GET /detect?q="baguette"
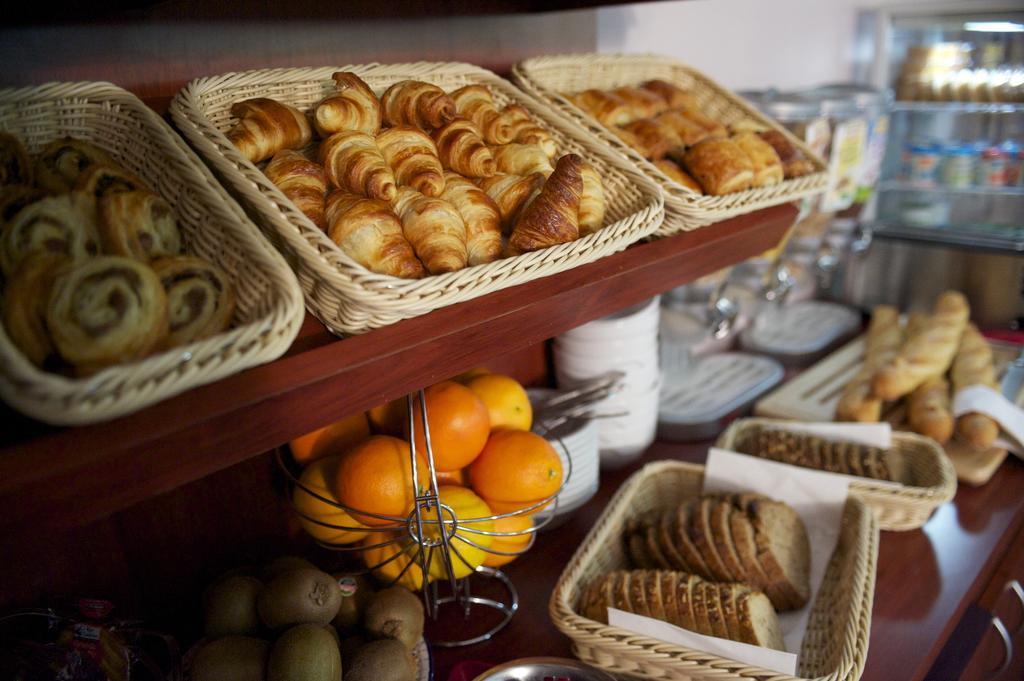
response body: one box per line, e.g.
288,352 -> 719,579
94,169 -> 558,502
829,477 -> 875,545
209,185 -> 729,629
835,305 -> 901,422
907,376 -> 954,444
950,323 -> 1001,449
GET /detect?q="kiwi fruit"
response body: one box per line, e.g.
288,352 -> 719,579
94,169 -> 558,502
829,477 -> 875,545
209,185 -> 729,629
267,623 -> 342,681
332,573 -> 375,630
362,586 -> 424,650
262,555 -> 319,581
259,567 -> 342,629
339,634 -> 366,668
344,639 -> 415,681
190,636 -> 269,681
203,574 -> 264,637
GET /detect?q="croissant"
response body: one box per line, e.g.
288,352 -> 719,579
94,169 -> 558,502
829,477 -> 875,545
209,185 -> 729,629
1,193 -> 99,276
152,255 -> 236,347
226,98 -> 313,164
264,150 -> 328,230
375,126 -> 445,197
431,118 -> 495,179
655,109 -> 712,147
641,79 -> 700,110
391,188 -> 467,274
610,86 -> 668,120
98,190 -> 183,261
476,173 -> 544,233
578,161 -> 605,237
319,131 -> 397,201
35,136 -> 116,194
440,173 -> 502,266
570,89 -> 632,127
0,132 -> 32,188
313,72 -> 382,137
508,154 -> 583,255
450,85 -> 514,145
324,191 -> 425,279
620,119 -> 682,161
492,143 -> 554,178
3,253 -> 69,368
381,80 -> 456,131
500,105 -> 557,158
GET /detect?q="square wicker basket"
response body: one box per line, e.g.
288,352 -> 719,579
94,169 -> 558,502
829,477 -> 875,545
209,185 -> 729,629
0,82 -> 305,425
717,418 -> 958,532
512,53 -> 829,236
549,460 -> 878,681
169,62 -> 666,337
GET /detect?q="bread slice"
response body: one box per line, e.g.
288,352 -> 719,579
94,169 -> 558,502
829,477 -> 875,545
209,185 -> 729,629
700,581 -> 729,639
578,576 -> 603,621
674,502 -> 713,578
710,496 -> 747,583
728,505 -> 788,610
736,589 -> 787,651
661,571 -> 681,627
844,442 -> 865,477
628,568 -> 652,616
690,497 -> 735,581
644,521 -> 674,569
658,511 -> 691,571
688,573 -> 712,635
644,570 -> 667,622
613,570 -> 633,612
881,450 -> 902,483
627,532 -> 654,568
716,583 -> 743,641
746,497 -> 811,611
674,573 -> 697,632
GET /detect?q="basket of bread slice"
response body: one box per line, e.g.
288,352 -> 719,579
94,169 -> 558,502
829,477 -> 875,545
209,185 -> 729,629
512,53 -> 828,236
0,82 -> 305,425
551,460 -> 877,681
169,62 -> 664,336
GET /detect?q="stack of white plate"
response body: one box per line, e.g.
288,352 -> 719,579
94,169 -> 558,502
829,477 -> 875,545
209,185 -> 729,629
552,297 -> 660,468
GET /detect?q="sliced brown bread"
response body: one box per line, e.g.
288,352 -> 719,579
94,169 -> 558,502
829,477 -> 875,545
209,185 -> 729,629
674,573 -> 697,632
688,573 -> 712,634
881,450 -> 901,483
689,497 -> 735,581
645,570 -> 667,622
728,503 -> 790,610
674,502 -> 713,578
844,443 -> 865,477
661,571 -> 681,627
658,511 -> 691,571
709,496 -> 747,583
579,576 -> 604,621
613,570 -> 632,612
746,496 -> 811,611
644,521 -> 674,569
628,568 -> 652,616
700,581 -> 729,639
627,532 -> 654,568
736,589 -> 787,651
715,583 -> 743,641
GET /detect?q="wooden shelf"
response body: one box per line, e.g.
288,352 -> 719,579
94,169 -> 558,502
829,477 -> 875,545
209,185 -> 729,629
0,204 -> 795,544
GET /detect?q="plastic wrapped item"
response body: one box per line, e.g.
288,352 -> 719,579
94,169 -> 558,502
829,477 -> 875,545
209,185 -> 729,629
941,142 -> 976,188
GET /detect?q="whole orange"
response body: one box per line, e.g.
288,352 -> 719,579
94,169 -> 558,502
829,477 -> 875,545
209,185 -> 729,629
333,435 -> 428,526
482,513 -> 534,567
361,531 -> 427,590
466,373 -> 533,431
452,366 -> 490,384
367,396 -> 408,436
436,468 -> 466,486
289,412 -> 370,465
468,429 -> 563,514
293,455 -> 368,544
406,381 -> 490,472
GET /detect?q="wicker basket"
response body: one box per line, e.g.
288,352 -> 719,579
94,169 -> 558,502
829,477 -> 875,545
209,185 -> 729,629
169,62 -> 665,337
0,82 -> 305,425
550,460 -> 878,681
512,53 -> 828,237
717,418 -> 958,532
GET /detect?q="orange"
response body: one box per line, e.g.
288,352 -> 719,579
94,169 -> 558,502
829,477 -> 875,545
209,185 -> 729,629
333,435 -> 428,526
421,485 -> 494,579
482,513 -> 534,568
436,468 -> 466,486
293,455 -> 368,544
465,373 -> 533,431
367,396 -> 408,436
452,366 -> 490,384
406,381 -> 490,472
468,429 -> 563,514
361,531 -> 427,590
289,412 -> 370,465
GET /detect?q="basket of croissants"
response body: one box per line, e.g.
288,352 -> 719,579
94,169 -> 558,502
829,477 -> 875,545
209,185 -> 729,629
0,82 -> 305,425
513,53 -> 829,235
169,62 -> 665,336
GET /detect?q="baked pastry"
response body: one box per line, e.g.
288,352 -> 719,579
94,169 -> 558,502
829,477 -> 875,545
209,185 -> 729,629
319,131 -> 397,201
757,129 -> 814,178
98,190 -> 183,261
439,173 -> 502,267
507,153 -> 583,256
731,132 -> 783,187
655,109 -> 712,147
500,105 -> 557,158
380,80 -> 456,131
0,132 -> 32,188
0,185 -> 46,224
732,428 -> 897,482
450,85 -> 514,145
1,193 -> 99,276
641,79 -> 700,110
47,255 -> 169,374
492,143 -> 554,178
324,191 -> 425,279
431,118 -> 496,179
264,150 -> 328,231
951,323 -> 1000,449
226,98 -> 313,164
570,89 -> 632,127
35,137 -> 116,194
3,253 -> 69,367
313,72 -> 382,137
375,126 -> 446,197
610,86 -> 668,120
682,138 -> 754,195
610,125 -> 654,159
620,119 -> 682,161
578,161 -> 605,237
907,376 -> 954,445
476,172 -> 544,232
391,187 -> 467,274
653,159 -> 703,193
74,163 -> 148,201
152,255 -> 235,347
679,108 -> 728,139
835,305 -> 902,422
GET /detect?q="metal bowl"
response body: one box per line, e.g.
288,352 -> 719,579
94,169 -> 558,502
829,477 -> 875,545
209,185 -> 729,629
471,657 -> 617,681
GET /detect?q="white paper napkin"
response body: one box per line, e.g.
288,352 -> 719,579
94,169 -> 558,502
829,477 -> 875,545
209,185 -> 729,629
952,385 -> 1024,456
762,421 -> 893,448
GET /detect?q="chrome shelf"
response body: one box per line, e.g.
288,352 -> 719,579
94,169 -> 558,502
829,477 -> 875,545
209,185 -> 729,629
879,181 -> 1024,197
892,101 -> 1024,114
866,221 -> 1024,253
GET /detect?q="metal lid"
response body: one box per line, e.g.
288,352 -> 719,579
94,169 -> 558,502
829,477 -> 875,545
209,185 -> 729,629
809,83 -> 893,115
759,92 -> 824,122
798,89 -> 860,119
471,657 -> 618,681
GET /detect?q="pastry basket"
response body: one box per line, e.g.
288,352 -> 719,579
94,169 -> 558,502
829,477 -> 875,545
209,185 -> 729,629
512,53 -> 829,236
169,61 -> 665,337
0,82 -> 305,425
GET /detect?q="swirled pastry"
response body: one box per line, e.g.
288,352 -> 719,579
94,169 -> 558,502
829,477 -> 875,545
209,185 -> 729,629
319,131 -> 396,201
152,255 -> 235,347
98,190 -> 183,261
578,161 -> 605,237
0,132 -> 32,188
682,138 -> 754,195
1,193 -> 99,276
732,132 -> 783,187
74,164 -> 148,201
610,86 -> 669,120
508,154 -> 583,256
476,172 -> 544,233
432,118 -> 495,179
680,108 -> 728,139
324,191 -> 425,279
500,105 -> 557,158
655,109 -> 712,147
440,173 -> 502,267
226,98 -> 313,164
3,253 -> 69,368
375,127 -> 445,197
35,137 -> 117,195
492,143 -> 554,178
264,150 -> 328,230
620,119 -> 683,161
47,255 -> 168,374
450,85 -> 514,145
381,80 -> 457,131
313,72 -> 382,137
391,187 -> 467,274
0,185 -> 46,224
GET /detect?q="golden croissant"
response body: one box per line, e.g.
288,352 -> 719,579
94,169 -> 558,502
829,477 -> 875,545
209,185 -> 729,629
313,72 -> 382,137
450,85 -> 514,145
432,118 -> 496,178
440,173 -> 502,267
319,130 -> 397,201
476,172 -> 544,233
492,143 -> 554,178
324,191 -> 425,279
507,153 -> 583,255
375,126 -> 446,197
226,97 -> 313,164
578,161 -> 606,237
500,105 -> 557,158
381,80 -> 457,131
265,150 -> 329,230
391,187 -> 467,274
